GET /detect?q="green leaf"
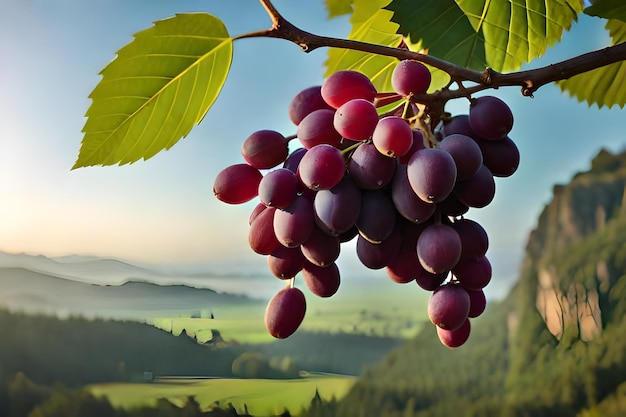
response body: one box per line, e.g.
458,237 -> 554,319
75,13 -> 233,168
557,19 -> 626,109
454,0 -> 584,72
325,0 -> 405,93
325,0 -> 354,19
386,0 -> 488,71
584,0 -> 626,22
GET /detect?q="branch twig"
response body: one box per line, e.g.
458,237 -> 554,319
234,0 -> 626,104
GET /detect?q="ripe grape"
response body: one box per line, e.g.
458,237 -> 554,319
391,60 -> 431,96
467,289 -> 487,318
452,218 -> 489,260
391,164 -> 437,224
436,317 -> 471,348
314,176 -> 362,236
302,261 -> 341,297
249,202 -> 267,225
357,190 -> 397,243
453,256 -> 492,290
347,142 -> 397,190
241,130 -> 289,169
213,163 -> 263,204
297,109 -> 343,149
267,245 -> 305,279
428,283 -> 470,330
283,147 -> 307,173
288,85 -> 333,125
301,226 -> 341,267
469,96 -> 514,139
416,224 -> 462,274
258,168 -> 298,209
265,286 -> 306,339
298,144 -> 346,190
273,197 -> 315,248
333,99 -> 379,141
399,129 -> 426,164
454,164 -> 496,208
248,206 -> 281,255
321,70 -> 377,108
372,116 -> 413,157
438,134 -> 483,180
474,135 -> 520,177
407,148 -> 457,204
356,227 -> 402,270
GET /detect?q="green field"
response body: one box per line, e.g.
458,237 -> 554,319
89,375 -> 356,416
152,281 -> 429,344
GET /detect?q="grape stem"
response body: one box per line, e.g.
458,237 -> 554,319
234,0 -> 626,105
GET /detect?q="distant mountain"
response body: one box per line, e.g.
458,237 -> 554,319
303,148 -> 626,417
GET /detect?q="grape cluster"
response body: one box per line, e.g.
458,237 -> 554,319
213,60 -> 520,347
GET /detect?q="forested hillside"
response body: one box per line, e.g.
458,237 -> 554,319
302,149 -> 626,417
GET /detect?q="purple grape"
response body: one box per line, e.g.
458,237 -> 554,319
438,134 -> 483,180
453,256 -> 492,290
437,194 -> 469,217
414,268 -> 448,291
265,286 -> 306,339
258,168 -> 298,209
467,288 -> 487,318
391,60 -> 431,96
356,226 -> 402,270
321,70 -> 377,108
469,96 -> 513,140
452,218 -> 489,261
439,114 -> 477,138
337,226 -> 359,243
283,147 -> 307,173
297,109 -> 342,149
241,130 -> 289,169
474,135 -> 520,177
372,116 -> 413,157
249,202 -> 267,225
273,197 -> 315,248
213,163 -> 263,204
399,129 -> 426,164
407,148 -> 457,204
357,190 -> 397,243
416,223 -> 462,274
391,164 -> 437,224
347,142 -> 397,190
314,176 -> 362,236
436,317 -> 471,348
248,206 -> 281,255
454,164 -> 495,208
428,283 -> 470,330
301,226 -> 341,267
267,245 -> 305,279
288,85 -> 333,125
333,99 -> 379,141
298,144 -> 346,191
302,261 -> 341,297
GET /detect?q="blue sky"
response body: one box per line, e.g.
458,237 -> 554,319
0,1 -> 624,297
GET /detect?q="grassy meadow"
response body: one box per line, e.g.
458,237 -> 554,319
89,374 -> 356,416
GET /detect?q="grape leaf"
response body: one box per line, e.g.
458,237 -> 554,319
584,0 -> 626,22
325,0 -> 449,94
557,19 -> 626,109
325,0 -> 405,93
75,13 -> 233,168
454,0 -> 584,72
325,0 -> 354,19
386,0 -> 488,71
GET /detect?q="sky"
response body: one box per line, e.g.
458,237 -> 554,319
0,1 -> 624,297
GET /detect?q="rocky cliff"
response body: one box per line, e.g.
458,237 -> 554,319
516,148 -> 626,342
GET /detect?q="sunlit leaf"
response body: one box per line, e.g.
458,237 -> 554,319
75,13 -> 233,168
325,0 -> 448,94
584,0 -> 626,22
325,0 -> 354,19
386,0 -> 488,71
454,0 -> 584,72
558,19 -> 626,109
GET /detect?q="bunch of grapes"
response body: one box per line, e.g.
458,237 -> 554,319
213,60 -> 520,347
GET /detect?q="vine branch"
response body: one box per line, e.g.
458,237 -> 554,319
234,0 -> 626,106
